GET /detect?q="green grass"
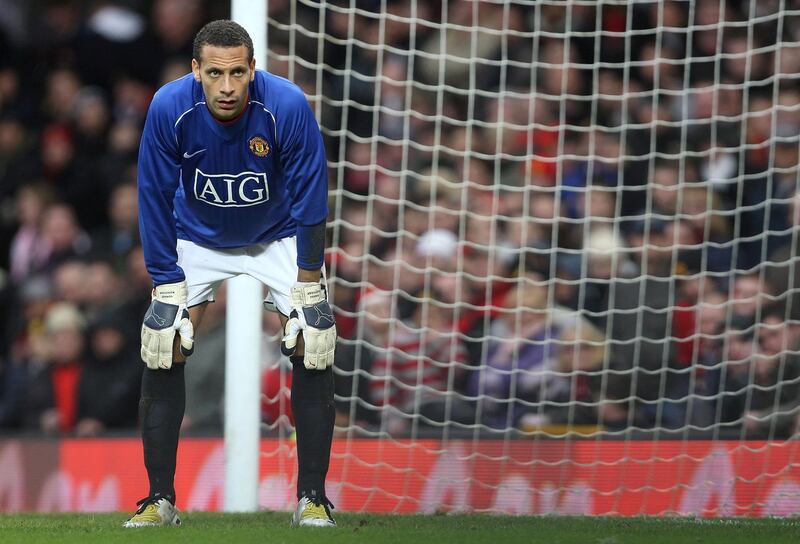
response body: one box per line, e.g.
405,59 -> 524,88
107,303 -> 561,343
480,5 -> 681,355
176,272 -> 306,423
0,513 -> 798,544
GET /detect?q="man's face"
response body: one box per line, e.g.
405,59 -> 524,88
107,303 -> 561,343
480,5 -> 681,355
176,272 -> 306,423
192,44 -> 255,121
760,316 -> 788,356
726,330 -> 754,363
733,276 -> 761,316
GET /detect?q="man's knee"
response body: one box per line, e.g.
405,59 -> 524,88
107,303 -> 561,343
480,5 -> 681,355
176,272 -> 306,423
290,356 -> 333,404
140,363 -> 186,400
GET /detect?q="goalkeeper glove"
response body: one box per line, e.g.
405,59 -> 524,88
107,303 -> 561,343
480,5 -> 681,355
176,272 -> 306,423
141,281 -> 194,370
281,282 -> 337,370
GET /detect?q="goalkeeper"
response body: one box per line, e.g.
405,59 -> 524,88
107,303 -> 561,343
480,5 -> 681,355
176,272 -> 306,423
125,20 -> 336,528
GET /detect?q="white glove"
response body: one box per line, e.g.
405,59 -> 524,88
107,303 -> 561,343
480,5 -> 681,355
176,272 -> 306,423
141,281 -> 194,370
281,282 -> 337,370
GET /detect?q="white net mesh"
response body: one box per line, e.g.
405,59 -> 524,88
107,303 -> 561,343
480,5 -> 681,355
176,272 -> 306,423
262,0 -> 800,515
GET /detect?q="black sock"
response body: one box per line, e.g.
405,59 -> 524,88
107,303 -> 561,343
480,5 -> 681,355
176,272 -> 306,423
290,356 -> 335,502
139,364 -> 185,504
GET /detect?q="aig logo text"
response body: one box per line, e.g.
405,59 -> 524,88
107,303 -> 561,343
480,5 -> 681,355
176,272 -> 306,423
193,170 -> 269,207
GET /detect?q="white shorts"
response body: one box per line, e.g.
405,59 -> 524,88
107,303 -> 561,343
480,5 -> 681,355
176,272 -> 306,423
176,236 -> 306,315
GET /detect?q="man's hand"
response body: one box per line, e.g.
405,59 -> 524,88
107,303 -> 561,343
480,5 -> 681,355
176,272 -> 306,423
281,282 -> 336,370
141,281 -> 194,370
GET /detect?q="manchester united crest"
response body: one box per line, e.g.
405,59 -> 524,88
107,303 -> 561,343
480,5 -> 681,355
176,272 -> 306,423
249,135 -> 270,157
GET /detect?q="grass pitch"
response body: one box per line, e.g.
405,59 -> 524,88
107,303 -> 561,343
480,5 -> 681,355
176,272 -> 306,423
0,513 -> 798,544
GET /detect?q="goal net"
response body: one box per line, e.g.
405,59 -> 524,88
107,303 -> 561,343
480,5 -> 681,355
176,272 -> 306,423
262,0 -> 800,516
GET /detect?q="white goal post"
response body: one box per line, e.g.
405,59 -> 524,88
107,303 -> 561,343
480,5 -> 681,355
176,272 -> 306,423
225,0 -> 266,514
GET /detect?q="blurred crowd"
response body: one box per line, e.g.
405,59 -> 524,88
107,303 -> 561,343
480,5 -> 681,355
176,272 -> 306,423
0,0 -> 799,439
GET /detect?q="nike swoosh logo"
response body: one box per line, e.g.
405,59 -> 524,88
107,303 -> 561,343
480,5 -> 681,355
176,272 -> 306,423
183,149 -> 207,159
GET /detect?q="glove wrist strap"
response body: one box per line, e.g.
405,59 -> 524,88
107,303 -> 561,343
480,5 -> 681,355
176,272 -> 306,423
153,281 -> 188,305
291,282 -> 324,307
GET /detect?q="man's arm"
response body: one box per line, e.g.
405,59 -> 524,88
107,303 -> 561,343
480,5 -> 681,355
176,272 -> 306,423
137,93 -> 194,369
297,267 -> 322,283
278,87 -> 329,270
138,92 -> 185,286
278,86 -> 335,369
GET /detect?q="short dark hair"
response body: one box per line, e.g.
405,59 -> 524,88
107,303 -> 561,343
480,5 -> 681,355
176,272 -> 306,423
193,20 -> 254,63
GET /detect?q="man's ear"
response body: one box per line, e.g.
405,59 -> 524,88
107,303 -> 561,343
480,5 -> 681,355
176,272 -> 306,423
249,58 -> 256,81
192,59 -> 201,82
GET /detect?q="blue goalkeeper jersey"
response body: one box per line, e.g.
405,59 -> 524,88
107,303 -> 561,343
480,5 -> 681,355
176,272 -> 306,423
137,70 -> 328,286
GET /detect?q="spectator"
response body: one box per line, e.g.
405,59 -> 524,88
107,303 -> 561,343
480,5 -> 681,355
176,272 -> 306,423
0,112 -> 38,209
89,182 -> 139,270
331,289 -> 390,430
740,118 -> 800,269
713,315 -> 759,428
730,272 -> 768,320
535,319 -> 607,427
52,260 -> 87,306
71,87 -> 110,156
151,0 -> 204,61
7,183 -> 55,284
667,288 -> 751,430
765,191 -> 800,320
503,188 -> 559,255
23,302 -> 86,434
635,42 -> 683,92
678,184 -> 734,273
416,1 -> 508,90
42,68 -> 81,124
743,347 -> 800,439
368,287 -> 471,434
744,95 -> 775,173
37,203 -> 91,273
37,123 -> 106,230
0,275 -> 52,425
82,259 -> 136,335
467,263 -> 575,430
587,225 -> 684,428
75,312 -> 141,436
